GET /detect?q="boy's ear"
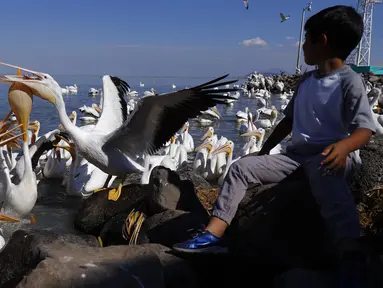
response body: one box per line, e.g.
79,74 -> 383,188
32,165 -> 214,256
319,34 -> 328,47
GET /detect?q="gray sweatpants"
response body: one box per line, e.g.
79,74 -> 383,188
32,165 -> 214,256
212,146 -> 362,245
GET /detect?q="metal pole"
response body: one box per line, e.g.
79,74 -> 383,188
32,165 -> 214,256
356,1 -> 367,66
296,8 -> 306,74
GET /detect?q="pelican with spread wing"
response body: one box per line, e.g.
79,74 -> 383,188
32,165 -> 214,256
0,62 -> 237,200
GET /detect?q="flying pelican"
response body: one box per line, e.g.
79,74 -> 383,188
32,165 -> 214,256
0,62 -> 237,200
243,0 -> 249,9
280,13 -> 290,22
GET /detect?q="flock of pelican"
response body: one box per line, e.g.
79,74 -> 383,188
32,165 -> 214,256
0,60 -> 381,250
0,62 -> 240,229
0,62 -> 298,231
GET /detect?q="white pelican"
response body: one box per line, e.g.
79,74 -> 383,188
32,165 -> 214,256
27,120 -> 40,145
140,154 -> 177,184
194,138 -> 216,179
127,90 -> 138,97
236,107 -> 249,122
196,106 -> 221,125
172,84 -> 176,89
193,128 -> 217,175
79,103 -> 102,121
253,108 -> 278,129
274,80 -> 284,92
0,83 -> 38,223
0,63 -> 237,200
61,86 -> 69,94
68,84 -> 78,93
241,129 -> 266,152
211,140 -> 239,185
240,112 -> 257,135
143,88 -> 156,97
368,88 -> 383,135
140,82 -> 144,87
89,88 -> 100,95
180,122 -> 194,152
241,135 -> 258,156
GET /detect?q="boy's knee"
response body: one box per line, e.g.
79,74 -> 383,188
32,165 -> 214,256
228,159 -> 244,174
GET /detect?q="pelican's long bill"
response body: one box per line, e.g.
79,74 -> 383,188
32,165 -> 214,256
69,111 -> 76,122
0,126 -> 25,147
8,83 -> 34,143
94,104 -> 102,113
54,135 -> 76,160
211,106 -> 222,119
0,213 -> 21,223
0,62 -> 56,104
240,130 -> 262,141
212,142 -> 233,156
28,120 -> 40,132
54,145 -> 76,161
195,142 -> 212,152
201,128 -> 213,141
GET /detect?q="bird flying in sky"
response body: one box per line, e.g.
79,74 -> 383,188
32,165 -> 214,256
280,13 -> 290,22
243,0 -> 249,9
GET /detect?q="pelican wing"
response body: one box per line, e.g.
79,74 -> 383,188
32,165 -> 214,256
104,74 -> 238,156
93,76 -> 130,133
280,13 -> 284,20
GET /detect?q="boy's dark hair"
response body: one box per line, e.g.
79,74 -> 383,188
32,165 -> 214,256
304,5 -> 364,60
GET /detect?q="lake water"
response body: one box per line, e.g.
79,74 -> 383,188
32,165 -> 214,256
0,75 -> 286,156
0,75 -> 288,239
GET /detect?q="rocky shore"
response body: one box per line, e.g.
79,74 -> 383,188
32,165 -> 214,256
246,71 -> 383,94
0,137 -> 383,287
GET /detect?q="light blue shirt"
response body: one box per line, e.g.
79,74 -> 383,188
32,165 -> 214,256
284,66 -> 376,149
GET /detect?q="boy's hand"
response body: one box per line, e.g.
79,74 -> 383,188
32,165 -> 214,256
321,141 -> 350,172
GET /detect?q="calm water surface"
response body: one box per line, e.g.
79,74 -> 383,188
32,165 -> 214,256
0,75 -> 287,239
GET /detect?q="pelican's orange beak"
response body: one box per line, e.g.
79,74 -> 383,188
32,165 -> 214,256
195,142 -> 212,152
201,129 -> 213,141
212,142 -> 232,156
8,83 -> 33,143
0,62 -> 56,104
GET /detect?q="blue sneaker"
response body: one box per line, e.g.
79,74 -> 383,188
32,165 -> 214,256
172,229 -> 228,254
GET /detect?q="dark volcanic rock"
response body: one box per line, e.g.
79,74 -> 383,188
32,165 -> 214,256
138,210 -> 209,247
227,168 -> 331,269
75,164 -> 209,240
98,166 -> 209,246
222,141 -> 383,285
351,137 -> 383,239
141,244 -> 197,288
98,212 -> 131,247
0,229 -> 195,288
272,269 -> 337,288
270,74 -> 300,93
145,166 -> 209,215
0,230 -> 98,287
74,183 -> 144,235
16,244 -> 165,288
176,162 -> 212,189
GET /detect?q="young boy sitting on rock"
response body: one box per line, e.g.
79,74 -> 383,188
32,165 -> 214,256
173,5 -> 375,286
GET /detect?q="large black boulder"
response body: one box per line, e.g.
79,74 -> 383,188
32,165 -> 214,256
0,230 -> 98,287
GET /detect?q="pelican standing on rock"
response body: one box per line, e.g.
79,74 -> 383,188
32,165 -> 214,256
0,62 -> 237,201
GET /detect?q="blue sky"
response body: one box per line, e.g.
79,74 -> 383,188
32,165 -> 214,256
0,0 -> 382,77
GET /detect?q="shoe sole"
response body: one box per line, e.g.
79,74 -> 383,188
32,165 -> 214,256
172,246 -> 228,254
